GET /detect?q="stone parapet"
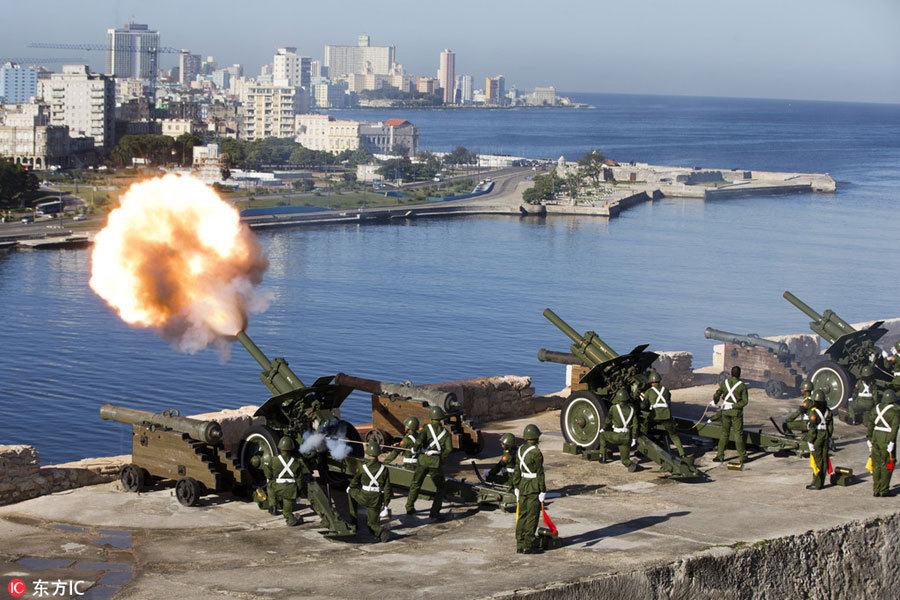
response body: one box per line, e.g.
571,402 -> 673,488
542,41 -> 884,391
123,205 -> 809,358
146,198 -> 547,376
424,376 -> 559,421
652,351 -> 693,389
190,405 -> 266,453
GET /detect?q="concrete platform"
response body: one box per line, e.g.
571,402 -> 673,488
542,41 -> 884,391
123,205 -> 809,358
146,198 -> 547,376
1,385 -> 896,599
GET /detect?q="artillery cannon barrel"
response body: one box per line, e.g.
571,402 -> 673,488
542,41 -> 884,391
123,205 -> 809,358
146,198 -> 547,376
99,403 -> 222,445
704,328 -> 791,357
334,373 -> 461,412
782,291 -> 856,342
542,308 -> 617,364
537,349 -> 584,365
783,291 -> 824,323
235,330 -> 304,394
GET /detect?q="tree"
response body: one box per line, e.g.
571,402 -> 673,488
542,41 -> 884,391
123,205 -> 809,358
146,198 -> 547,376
174,132 -> 203,166
566,172 -> 582,202
0,159 -> 40,209
444,146 -> 477,167
391,142 -> 410,157
109,134 -> 174,167
521,172 -> 560,204
577,149 -> 608,186
292,178 -> 314,192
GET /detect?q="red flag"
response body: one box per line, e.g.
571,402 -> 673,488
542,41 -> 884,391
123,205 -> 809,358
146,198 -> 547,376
827,458 -> 833,475
542,507 -> 557,535
888,458 -> 895,472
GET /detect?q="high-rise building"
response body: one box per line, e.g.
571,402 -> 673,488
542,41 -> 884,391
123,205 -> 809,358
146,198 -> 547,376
179,51 -> 201,86
272,47 -> 311,89
456,74 -> 473,104
38,65 -> 115,148
106,23 -> 160,80
324,35 -> 395,77
242,85 -> 307,140
0,63 -> 39,104
437,50 -> 455,104
485,75 -> 506,106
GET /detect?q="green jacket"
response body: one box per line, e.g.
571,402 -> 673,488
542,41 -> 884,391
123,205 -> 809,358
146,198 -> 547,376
488,445 -> 518,478
384,431 -> 419,465
642,384 -> 672,421
786,398 -> 813,423
349,458 -> 392,505
853,379 -> 878,401
866,402 -> 900,446
512,441 -> 546,495
805,406 -> 833,444
414,421 -> 452,468
265,451 -> 303,489
713,377 -> 749,416
604,402 -> 637,438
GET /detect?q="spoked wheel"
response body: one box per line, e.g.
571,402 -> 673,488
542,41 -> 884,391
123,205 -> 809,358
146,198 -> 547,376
175,477 -> 202,506
238,425 -> 279,488
810,360 -> 853,409
560,391 -> 608,450
462,430 -> 485,457
765,379 -> 787,399
365,428 -> 390,447
120,464 -> 145,493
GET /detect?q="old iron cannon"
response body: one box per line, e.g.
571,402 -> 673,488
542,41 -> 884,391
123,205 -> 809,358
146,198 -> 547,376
704,327 -> 803,398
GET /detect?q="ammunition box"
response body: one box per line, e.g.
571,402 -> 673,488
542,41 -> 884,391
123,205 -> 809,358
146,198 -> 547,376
562,442 -> 580,455
726,462 -> 743,471
537,527 -> 561,550
830,467 -> 856,487
582,449 -> 603,461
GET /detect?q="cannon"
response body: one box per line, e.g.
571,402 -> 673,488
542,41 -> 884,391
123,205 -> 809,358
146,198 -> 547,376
783,291 -> 888,410
704,327 -> 804,398
333,373 -> 483,455
100,403 -> 246,506
541,309 -> 801,475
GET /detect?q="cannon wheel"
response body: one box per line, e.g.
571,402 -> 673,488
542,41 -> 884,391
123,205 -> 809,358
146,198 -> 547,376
238,425 -> 279,488
462,430 -> 485,457
175,477 -> 202,506
560,391 -> 608,450
317,420 -> 363,487
365,428 -> 391,447
809,360 -> 853,410
765,379 -> 787,399
120,464 -> 145,493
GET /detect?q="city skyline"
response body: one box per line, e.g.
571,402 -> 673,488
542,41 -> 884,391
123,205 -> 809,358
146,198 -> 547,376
1,0 -> 899,104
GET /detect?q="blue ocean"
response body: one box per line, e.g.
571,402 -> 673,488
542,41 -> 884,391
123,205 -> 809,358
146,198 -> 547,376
2,93 -> 899,464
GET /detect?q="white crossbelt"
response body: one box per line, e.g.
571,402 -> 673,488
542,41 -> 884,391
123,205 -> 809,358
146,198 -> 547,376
361,463 -> 385,492
518,445 -> 538,479
722,379 -> 743,410
874,404 -> 896,433
425,423 -> 446,455
402,433 -> 418,463
649,386 -> 668,409
812,408 -> 829,431
858,382 -> 873,398
276,455 -> 297,483
613,404 -> 634,433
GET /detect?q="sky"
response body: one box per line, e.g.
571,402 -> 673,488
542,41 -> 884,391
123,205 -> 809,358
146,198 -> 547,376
2,0 -> 899,104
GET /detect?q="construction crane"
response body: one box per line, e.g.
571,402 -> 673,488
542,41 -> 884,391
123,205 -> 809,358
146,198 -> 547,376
28,42 -> 181,54
1,57 -> 88,65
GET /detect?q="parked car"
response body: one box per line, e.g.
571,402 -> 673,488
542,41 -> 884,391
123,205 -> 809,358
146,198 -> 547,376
21,215 -> 34,224
73,214 -> 88,221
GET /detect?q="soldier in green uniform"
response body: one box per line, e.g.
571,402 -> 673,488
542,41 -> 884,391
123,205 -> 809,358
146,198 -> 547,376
885,341 -> 900,393
266,436 -> 304,526
866,389 -> 899,497
384,416 -> 420,470
513,423 -> 546,554
783,380 -> 815,436
599,388 -> 638,471
849,365 -> 878,425
806,390 -> 834,490
641,371 -> 685,457
484,433 -> 517,485
710,365 -> 749,464
347,442 -> 392,542
406,406 -> 452,521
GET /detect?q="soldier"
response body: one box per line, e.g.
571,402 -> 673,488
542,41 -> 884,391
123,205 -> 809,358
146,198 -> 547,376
513,424 -> 546,554
783,380 -> 815,436
405,406 -> 452,521
484,433 -> 518,485
347,442 -> 392,542
384,416 -> 420,470
710,365 -> 748,464
267,436 -> 304,526
866,389 -> 899,497
641,371 -> 686,458
599,388 -> 638,472
887,341 -> 900,392
806,390 -> 834,490
849,365 -> 878,425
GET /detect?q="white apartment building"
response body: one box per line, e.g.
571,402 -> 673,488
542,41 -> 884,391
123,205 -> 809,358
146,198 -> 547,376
437,50 -> 455,104
324,35 -> 395,77
1,63 -> 38,104
295,115 -> 360,153
38,65 -> 115,149
456,74 -> 473,103
272,47 -> 311,89
115,78 -> 150,104
106,23 -> 160,80
161,118 -> 203,138
530,86 -> 557,106
312,83 -> 347,108
242,85 -> 306,140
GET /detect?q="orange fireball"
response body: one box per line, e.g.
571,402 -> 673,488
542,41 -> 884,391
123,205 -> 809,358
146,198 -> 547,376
90,174 -> 269,353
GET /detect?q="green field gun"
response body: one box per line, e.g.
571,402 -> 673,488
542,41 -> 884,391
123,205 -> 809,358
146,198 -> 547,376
783,291 -> 889,411
540,309 -> 801,475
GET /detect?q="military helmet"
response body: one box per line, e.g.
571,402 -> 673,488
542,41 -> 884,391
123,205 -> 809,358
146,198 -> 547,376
278,436 -> 295,451
860,365 -> 873,378
731,365 -> 742,378
365,441 -> 381,456
647,371 -> 661,384
894,340 -> 900,353
812,390 -> 826,405
428,406 -> 446,421
403,416 -> 420,431
613,388 -> 629,403
883,389 -> 897,403
800,380 -> 813,393
499,433 -> 515,447
523,424 -> 541,440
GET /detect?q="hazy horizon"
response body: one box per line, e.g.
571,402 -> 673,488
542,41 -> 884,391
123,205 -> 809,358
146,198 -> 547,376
2,0 -> 898,105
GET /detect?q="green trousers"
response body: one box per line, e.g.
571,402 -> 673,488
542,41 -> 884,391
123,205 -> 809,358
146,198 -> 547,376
599,431 -> 632,466
783,419 -> 808,434
268,481 -> 298,522
651,419 -> 685,457
848,398 -> 874,425
810,439 -> 828,489
871,444 -> 894,495
348,488 -> 385,536
717,413 -> 746,461
516,493 -> 540,551
406,465 -> 445,516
